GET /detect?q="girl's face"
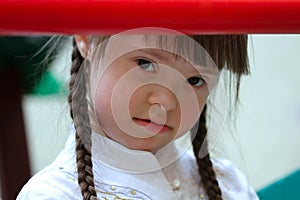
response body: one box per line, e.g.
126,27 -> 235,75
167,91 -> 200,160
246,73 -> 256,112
91,35 -> 210,152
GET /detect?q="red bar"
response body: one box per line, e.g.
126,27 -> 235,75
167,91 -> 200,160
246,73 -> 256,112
0,0 -> 300,35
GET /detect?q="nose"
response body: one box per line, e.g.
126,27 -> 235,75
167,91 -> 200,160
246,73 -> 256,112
147,85 -> 177,111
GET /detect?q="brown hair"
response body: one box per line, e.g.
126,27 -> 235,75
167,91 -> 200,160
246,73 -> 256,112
68,35 -> 249,200
68,39 -> 97,200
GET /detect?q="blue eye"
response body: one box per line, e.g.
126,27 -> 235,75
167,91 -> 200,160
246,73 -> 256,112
187,77 -> 205,87
136,59 -> 156,72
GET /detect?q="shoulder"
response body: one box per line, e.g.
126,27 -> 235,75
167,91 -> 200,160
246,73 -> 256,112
17,148 -> 81,200
176,152 -> 258,200
17,164 -> 81,200
211,158 -> 259,200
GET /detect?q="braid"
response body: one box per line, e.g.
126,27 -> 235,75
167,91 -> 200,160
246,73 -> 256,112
69,38 -> 97,200
192,105 -> 222,200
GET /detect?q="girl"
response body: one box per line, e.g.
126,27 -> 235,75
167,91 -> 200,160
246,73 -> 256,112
17,28 -> 258,200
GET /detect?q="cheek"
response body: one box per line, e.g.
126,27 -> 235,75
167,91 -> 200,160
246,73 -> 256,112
176,92 -> 208,136
128,88 -> 147,116
93,79 -> 114,122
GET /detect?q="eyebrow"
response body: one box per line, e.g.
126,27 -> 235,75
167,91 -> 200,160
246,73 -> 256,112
137,49 -> 170,63
136,49 -> 200,74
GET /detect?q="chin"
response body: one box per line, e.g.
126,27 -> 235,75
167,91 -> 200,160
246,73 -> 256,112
115,134 -> 171,153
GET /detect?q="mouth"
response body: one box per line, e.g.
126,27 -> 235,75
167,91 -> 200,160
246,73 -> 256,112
132,117 -> 171,134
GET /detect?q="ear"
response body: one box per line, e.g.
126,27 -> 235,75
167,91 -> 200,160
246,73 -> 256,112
74,35 -> 89,58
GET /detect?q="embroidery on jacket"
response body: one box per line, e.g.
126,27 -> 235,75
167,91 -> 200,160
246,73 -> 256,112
95,182 -> 153,200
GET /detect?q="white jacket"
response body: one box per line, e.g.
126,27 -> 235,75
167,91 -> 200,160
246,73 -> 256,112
17,129 -> 258,200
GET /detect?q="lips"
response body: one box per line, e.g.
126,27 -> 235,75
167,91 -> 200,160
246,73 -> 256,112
132,117 -> 171,134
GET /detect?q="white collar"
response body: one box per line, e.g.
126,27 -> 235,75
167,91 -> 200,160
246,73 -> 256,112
91,130 -> 191,173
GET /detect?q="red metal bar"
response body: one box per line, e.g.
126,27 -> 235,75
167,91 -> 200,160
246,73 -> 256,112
0,0 -> 299,35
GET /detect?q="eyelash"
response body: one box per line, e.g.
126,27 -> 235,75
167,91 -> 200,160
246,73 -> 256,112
136,58 -> 157,72
187,77 -> 206,87
136,58 -> 206,87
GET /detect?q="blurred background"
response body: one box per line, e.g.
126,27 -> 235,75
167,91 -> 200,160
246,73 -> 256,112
0,35 -> 300,199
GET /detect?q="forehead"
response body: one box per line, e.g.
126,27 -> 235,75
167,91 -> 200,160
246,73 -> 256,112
94,34 -> 214,68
